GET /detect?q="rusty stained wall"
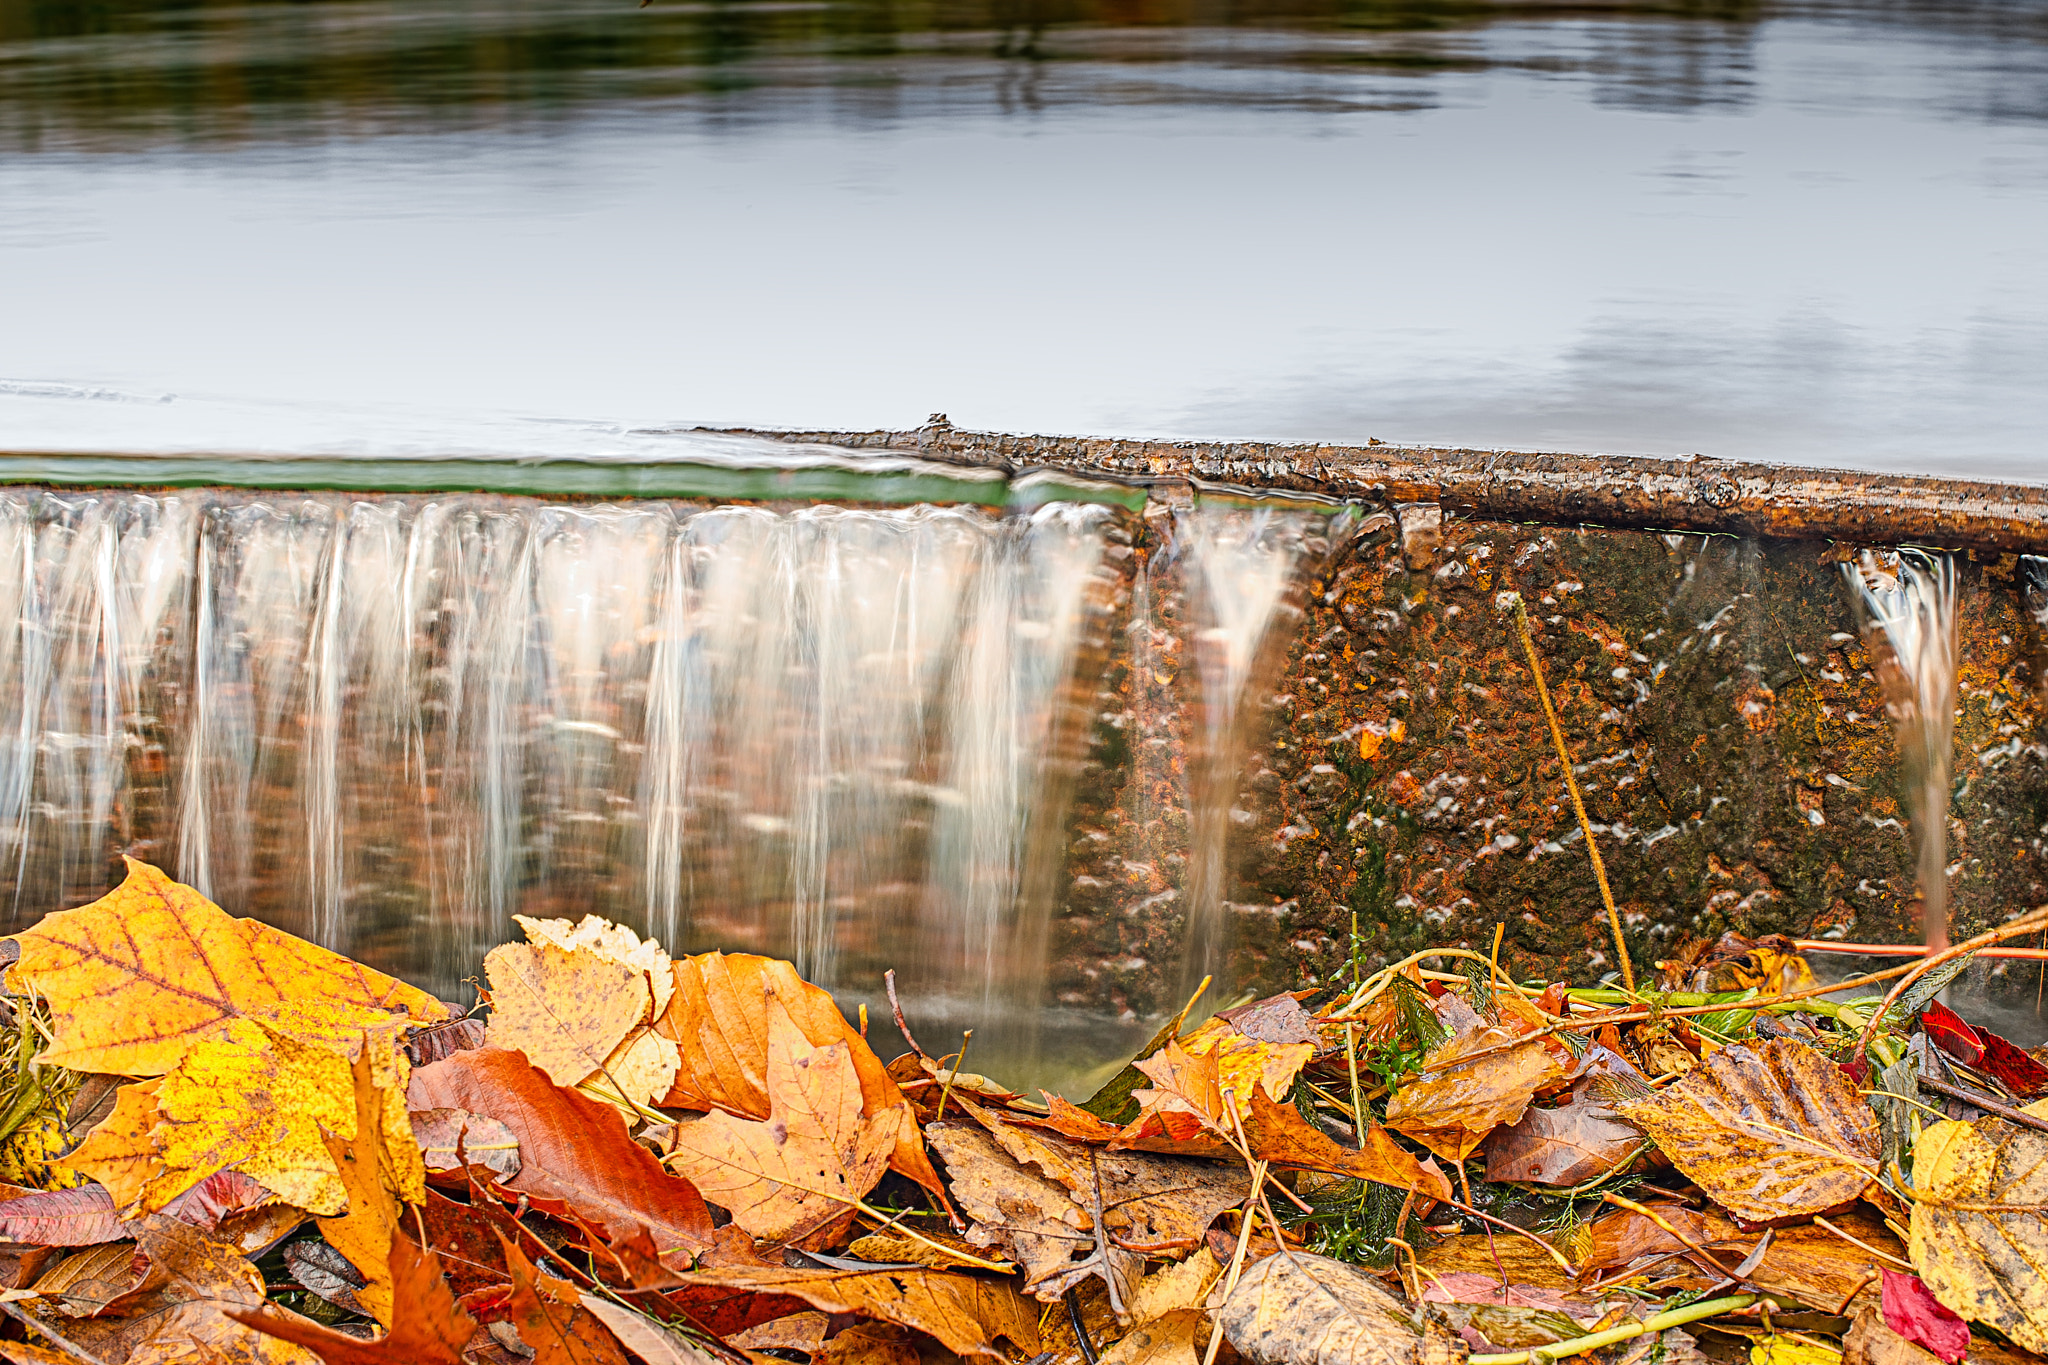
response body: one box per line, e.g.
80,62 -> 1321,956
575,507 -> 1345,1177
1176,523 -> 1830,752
1047,514 -> 2048,1020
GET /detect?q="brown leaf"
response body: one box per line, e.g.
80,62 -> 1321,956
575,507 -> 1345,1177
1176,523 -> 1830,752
1581,1203 -> 1904,1305
1623,1039 -> 1878,1222
656,953 -> 944,1202
1845,1304 -> 1944,1365
1100,1311 -> 1205,1365
577,1295 -> 728,1365
408,1189 -> 515,1297
1118,1041 -> 1234,1156
1215,1250 -> 1468,1365
1384,1018 -> 1569,1163
1242,1088 -> 1452,1203
1215,995 -> 1321,1047
1482,1085 -> 1644,1188
670,1265 -> 1041,1357
233,1233 -> 478,1364
664,999 -> 903,1246
821,1322 -> 922,1365
730,1312 -> 833,1356
287,1238 -> 371,1317
43,1215 -> 321,1363
925,1120 -> 1113,1298
1125,1249 -> 1223,1322
407,1047 -> 714,1264
30,1240 -> 146,1318
484,942 -> 651,1091
844,1227 -> 1002,1271
411,1108 -> 521,1180
1416,1236 -> 1577,1294
406,1017 -> 488,1069
499,1232 -> 630,1365
6,857 -> 447,1076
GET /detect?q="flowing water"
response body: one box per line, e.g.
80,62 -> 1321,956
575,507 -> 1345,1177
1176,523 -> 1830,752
0,441 -> 1346,1087
1845,549 -> 1963,954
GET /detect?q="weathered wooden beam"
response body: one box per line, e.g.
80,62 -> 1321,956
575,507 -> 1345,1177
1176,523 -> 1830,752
727,421 -> 2048,555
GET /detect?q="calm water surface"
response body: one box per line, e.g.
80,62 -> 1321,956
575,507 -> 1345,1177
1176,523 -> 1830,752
2,0 -> 2046,476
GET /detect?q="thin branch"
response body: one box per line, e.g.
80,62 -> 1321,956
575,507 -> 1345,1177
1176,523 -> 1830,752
1916,1075 -> 2048,1135
885,969 -> 926,1059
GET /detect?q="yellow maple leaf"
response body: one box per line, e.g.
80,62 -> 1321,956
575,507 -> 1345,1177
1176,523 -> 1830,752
483,941 -> 652,1091
143,1018 -> 416,1217
1178,1017 -> 1313,1116
666,993 -> 908,1245
5,858 -> 447,1076
318,1046 -> 423,1327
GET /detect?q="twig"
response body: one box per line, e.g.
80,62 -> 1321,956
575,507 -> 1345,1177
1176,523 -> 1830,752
1916,1074 -> 2048,1135
1508,593 -> 1634,994
1602,1194 -> 1743,1283
1467,1292 -> 1761,1365
934,1029 -> 974,1119
0,1299 -> 108,1365
885,969 -> 927,1059
1065,1290 -> 1099,1365
1812,1216 -> 1914,1272
1797,941 -> 2048,961
1344,1024 -> 1365,1149
1201,1161 -> 1269,1365
1854,907 -> 2048,1057
1429,1191 -> 1575,1275
1834,1271 -> 1878,1317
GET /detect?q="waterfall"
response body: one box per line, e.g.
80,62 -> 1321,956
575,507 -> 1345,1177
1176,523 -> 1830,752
0,474 -> 1340,1084
1845,549 -> 1962,953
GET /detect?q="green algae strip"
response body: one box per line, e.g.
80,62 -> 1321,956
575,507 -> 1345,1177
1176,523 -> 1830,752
0,450 -> 1150,512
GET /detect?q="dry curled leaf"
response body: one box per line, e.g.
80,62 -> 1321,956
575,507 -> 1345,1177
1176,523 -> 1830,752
1908,1098 -> 2048,1353
1624,1038 -> 1877,1222
671,1264 -> 1041,1357
5,857 -> 445,1076
665,996 -> 905,1246
1385,1016 -> 1568,1163
407,1046 -> 714,1264
926,1120 -> 1094,1294
657,952 -> 944,1201
1216,1250 -> 1468,1365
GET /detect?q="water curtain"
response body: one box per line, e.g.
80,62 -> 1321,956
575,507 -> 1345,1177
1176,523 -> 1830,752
1844,548 -> 1961,953
0,480 -> 1340,1080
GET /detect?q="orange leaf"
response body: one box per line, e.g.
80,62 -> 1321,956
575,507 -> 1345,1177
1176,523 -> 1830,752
5,858 -> 447,1076
656,952 -> 944,1203
498,1232 -> 630,1365
1112,1040 -> 1234,1157
1240,1087 -> 1452,1203
319,1046 -> 425,1327
234,1232 -> 477,1364
56,1079 -> 160,1205
1383,1018 -> 1568,1163
407,1047 -> 715,1264
666,994 -> 905,1246
670,1265 -> 1041,1358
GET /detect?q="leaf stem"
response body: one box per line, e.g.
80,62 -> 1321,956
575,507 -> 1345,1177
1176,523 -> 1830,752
1467,1292 -> 1761,1365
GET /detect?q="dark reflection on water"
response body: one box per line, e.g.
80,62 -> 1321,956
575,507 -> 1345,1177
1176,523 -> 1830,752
8,0 -> 2047,147
1,0 -> 2045,471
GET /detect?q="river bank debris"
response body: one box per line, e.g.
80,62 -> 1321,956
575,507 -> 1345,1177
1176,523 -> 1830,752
0,859 -> 2044,1365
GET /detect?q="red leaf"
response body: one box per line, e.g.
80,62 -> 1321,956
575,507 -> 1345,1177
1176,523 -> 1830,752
1882,1269 -> 1970,1364
0,1183 -> 121,1245
1921,1002 -> 1984,1067
408,1046 -> 714,1265
1980,1031 -> 2048,1099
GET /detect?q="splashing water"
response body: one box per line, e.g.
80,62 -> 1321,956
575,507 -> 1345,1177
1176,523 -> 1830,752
1844,548 -> 1962,953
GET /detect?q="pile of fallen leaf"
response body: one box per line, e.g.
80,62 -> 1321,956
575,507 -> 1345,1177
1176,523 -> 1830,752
0,859 -> 2044,1365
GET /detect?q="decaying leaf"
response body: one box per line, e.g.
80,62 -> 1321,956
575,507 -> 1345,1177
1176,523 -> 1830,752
1385,1016 -> 1568,1163
657,951 -> 945,1201
1845,1305 -> 1945,1365
671,1264 -> 1041,1356
515,913 -> 675,1018
235,1232 -> 477,1364
35,1215 -> 320,1364
1623,1038 -> 1877,1221
1127,1247 -> 1223,1321
483,941 -> 651,1091
1483,1078 -> 1644,1189
1581,1202 -> 1904,1306
407,1045 -> 714,1263
410,1106 -> 521,1180
580,1294 -> 727,1365
0,1184 -> 124,1247
926,1120 -> 1095,1293
499,1232 -> 630,1364
731,1311 -> 833,1355
1178,1005 -> 1315,1120
1100,1310 -> 1206,1365
1908,1097 -> 2048,1353
1216,1249 -> 1467,1365
5,857 -> 445,1076
666,998 -> 905,1245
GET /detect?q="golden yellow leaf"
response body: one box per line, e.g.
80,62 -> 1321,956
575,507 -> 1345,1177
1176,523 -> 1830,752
1624,1038 -> 1877,1222
666,997 -> 905,1245
584,1028 -> 682,1115
5,858 -> 446,1076
146,1019 -> 408,1217
1126,1248 -> 1223,1323
1909,1098 -> 2048,1354
484,942 -> 651,1090
515,914 -> 674,1018
1752,1337 -> 1842,1365
1101,1311 -> 1205,1365
56,1078 -> 161,1206
671,1264 -> 1041,1358
317,1046 -> 424,1328
1179,1017 -> 1313,1117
